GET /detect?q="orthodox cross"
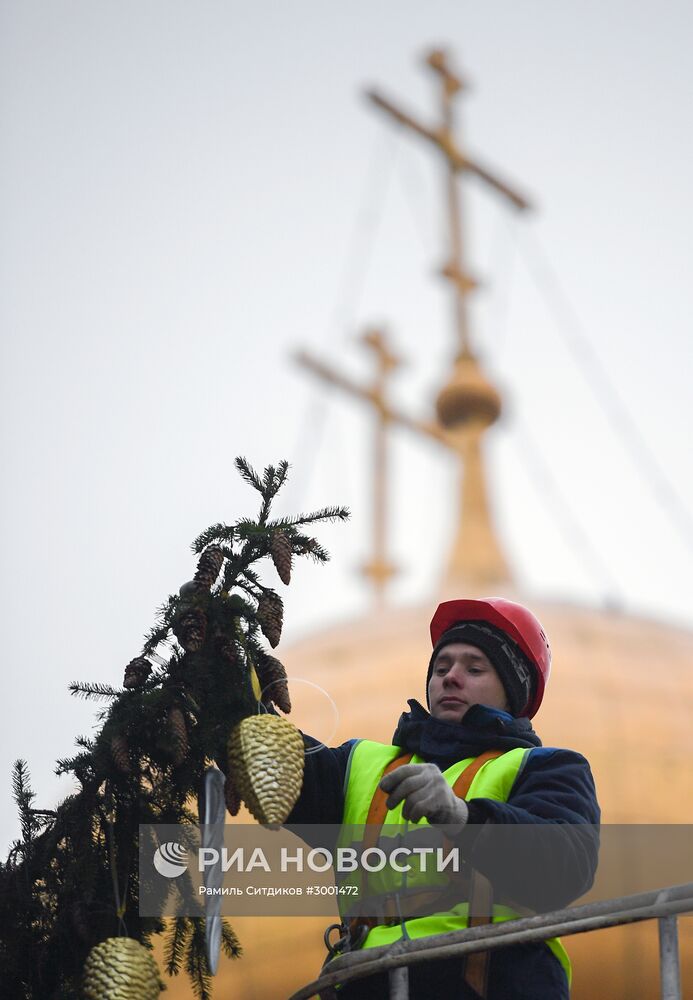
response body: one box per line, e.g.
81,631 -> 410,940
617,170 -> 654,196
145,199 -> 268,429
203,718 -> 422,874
298,49 -> 532,599
296,329 -> 443,608
367,49 -> 530,361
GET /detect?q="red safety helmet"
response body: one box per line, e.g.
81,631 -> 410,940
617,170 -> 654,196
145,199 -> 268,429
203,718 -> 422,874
429,598 -> 551,718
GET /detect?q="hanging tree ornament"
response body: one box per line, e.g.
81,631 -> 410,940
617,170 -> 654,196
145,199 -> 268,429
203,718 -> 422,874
178,579 -> 201,598
200,766 -> 226,976
227,714 -> 304,827
82,936 -> 161,999
270,531 -> 292,585
246,656 -> 263,702
256,591 -> 284,648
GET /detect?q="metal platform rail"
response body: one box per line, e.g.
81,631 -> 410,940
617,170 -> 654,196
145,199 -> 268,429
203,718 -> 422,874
289,882 -> 693,1000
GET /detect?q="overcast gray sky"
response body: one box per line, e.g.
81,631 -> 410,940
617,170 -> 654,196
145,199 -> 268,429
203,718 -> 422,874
1,1 -> 692,850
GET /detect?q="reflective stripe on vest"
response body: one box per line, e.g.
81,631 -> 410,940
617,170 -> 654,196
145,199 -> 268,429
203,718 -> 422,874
341,739 -> 572,985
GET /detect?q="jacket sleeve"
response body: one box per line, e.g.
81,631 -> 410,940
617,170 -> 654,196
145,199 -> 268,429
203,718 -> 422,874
284,735 -> 356,826
461,747 -> 600,912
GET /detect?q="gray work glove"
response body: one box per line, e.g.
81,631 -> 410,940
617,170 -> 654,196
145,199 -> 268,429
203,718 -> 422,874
379,763 -> 469,836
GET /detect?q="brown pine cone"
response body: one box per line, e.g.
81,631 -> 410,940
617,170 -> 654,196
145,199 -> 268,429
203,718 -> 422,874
220,638 -> 241,668
224,772 -> 242,817
270,531 -> 292,585
173,606 -> 207,652
256,653 -> 291,713
111,734 -> 131,775
257,591 -> 283,648
194,545 -> 224,590
123,656 -> 152,689
167,707 -> 188,767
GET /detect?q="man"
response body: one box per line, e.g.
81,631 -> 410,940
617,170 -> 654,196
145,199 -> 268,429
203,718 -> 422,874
288,598 -> 600,999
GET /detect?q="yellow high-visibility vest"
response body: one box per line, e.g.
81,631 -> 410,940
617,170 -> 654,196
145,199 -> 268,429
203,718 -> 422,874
340,739 -> 572,984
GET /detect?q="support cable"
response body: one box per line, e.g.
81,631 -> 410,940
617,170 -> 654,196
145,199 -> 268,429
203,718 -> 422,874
288,130 -> 399,511
328,129 -> 400,342
517,227 -> 693,557
482,207 -> 519,356
510,415 -> 624,604
394,147 -> 438,254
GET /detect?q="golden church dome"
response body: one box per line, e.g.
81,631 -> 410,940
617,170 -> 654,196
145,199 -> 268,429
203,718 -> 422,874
160,599 -> 693,999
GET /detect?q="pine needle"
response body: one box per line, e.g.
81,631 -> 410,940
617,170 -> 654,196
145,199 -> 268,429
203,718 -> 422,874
164,916 -> 192,976
69,681 -> 121,701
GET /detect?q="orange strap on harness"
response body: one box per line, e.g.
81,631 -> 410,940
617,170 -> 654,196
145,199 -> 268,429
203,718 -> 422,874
348,747 -> 504,997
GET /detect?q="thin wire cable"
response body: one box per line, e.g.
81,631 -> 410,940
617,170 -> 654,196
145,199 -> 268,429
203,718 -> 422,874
394,146 -> 438,254
289,130 -> 400,513
325,129 -> 399,342
104,812 -> 129,937
483,208 -> 519,357
281,393 -> 331,515
510,415 -> 624,603
517,226 -> 693,556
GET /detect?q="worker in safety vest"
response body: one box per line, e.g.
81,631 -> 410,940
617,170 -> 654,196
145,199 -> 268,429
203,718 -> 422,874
287,598 -> 600,999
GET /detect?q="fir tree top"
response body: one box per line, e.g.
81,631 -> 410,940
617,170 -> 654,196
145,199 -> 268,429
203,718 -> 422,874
0,458 -> 348,999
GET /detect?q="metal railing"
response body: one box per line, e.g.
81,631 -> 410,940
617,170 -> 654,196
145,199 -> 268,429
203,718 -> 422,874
289,882 -> 693,1000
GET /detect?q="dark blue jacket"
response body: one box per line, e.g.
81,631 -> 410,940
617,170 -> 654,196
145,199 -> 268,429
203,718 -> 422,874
288,700 -> 600,999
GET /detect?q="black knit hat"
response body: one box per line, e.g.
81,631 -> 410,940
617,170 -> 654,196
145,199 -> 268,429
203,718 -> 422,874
426,620 -> 534,717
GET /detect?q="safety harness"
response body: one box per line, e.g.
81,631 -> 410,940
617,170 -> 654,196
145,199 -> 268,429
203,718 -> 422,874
346,749 -> 502,996
325,742 -> 571,997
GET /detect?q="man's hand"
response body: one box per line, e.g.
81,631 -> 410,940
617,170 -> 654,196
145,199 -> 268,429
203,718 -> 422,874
379,763 -> 469,832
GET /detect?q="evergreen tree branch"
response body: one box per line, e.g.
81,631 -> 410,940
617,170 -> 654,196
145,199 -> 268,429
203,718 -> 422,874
69,682 -> 121,701
164,916 -> 192,976
234,456 -> 263,493
221,919 -> 242,959
1,454 -> 347,998
293,534 -> 330,562
293,505 -> 350,525
12,760 -> 36,845
185,919 -> 213,1000
191,523 -> 235,554
142,622 -> 173,656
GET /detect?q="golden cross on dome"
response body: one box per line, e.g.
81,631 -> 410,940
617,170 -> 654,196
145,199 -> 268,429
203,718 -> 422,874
367,48 -> 530,360
296,329 -> 441,607
298,49 -> 533,598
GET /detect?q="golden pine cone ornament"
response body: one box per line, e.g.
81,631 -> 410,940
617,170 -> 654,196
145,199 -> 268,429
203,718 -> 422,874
123,657 -> 151,690
256,591 -> 283,648
224,771 -> 242,817
194,544 -> 224,590
270,531 -> 292,585
167,707 -> 188,766
173,606 -> 207,652
227,715 -> 304,827
256,654 -> 291,713
111,734 -> 131,775
83,936 -> 161,999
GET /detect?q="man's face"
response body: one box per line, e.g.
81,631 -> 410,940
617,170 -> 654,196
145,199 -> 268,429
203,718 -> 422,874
428,642 -> 509,723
